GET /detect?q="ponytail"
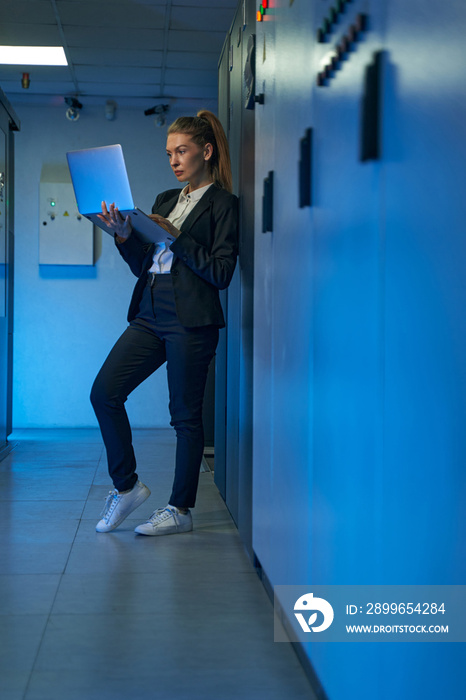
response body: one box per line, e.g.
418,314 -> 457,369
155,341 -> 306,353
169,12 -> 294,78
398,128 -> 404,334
167,110 -> 233,193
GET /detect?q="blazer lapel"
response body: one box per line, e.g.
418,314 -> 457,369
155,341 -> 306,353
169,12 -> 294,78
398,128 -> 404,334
155,191 -> 180,218
180,184 -> 219,233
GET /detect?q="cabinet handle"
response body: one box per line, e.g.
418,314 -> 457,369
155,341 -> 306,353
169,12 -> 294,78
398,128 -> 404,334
360,50 -> 384,161
299,129 -> 312,208
262,171 -> 274,233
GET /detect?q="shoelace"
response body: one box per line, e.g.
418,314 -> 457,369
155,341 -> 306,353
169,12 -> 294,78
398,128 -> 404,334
101,489 -> 120,521
147,507 -> 174,525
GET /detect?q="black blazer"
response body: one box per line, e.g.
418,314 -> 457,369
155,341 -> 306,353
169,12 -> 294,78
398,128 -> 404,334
116,183 -> 238,328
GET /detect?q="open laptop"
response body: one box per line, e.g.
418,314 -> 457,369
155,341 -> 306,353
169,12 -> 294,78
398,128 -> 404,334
66,144 -> 173,244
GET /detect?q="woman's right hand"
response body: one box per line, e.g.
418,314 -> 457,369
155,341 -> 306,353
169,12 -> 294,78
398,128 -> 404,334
97,201 -> 133,242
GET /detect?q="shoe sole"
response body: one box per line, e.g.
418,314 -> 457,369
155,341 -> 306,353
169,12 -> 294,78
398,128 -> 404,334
96,486 -> 151,533
134,523 -> 193,537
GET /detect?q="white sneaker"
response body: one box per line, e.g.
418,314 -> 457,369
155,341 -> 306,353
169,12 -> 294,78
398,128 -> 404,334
134,505 -> 193,536
96,480 -> 151,533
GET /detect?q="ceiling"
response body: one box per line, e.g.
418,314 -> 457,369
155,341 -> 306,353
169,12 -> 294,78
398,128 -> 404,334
0,0 -> 238,108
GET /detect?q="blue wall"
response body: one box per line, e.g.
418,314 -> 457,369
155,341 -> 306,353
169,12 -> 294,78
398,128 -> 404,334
12,101 -> 214,428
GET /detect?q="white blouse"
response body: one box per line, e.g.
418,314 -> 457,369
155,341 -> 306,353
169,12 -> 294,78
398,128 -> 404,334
148,182 -> 213,274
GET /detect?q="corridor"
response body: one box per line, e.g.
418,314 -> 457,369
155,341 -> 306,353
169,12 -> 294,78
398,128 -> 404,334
0,428 -> 315,700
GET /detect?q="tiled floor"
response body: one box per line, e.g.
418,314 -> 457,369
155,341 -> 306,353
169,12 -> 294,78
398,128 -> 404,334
0,429 -> 316,700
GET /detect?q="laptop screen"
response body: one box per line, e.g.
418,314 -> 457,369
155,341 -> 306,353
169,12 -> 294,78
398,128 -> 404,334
66,144 -> 134,215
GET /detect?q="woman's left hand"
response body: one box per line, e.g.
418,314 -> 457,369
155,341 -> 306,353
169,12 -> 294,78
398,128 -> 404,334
149,214 -> 181,240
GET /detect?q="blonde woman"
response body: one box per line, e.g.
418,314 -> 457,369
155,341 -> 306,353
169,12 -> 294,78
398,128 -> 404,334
91,111 -> 238,536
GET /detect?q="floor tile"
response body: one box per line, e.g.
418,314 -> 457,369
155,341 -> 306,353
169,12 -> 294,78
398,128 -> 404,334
0,574 -> 61,615
0,519 -> 79,544
0,615 -> 48,698
0,451 -> 102,466
0,500 -> 85,524
0,467 -> 96,501
0,543 -> 73,574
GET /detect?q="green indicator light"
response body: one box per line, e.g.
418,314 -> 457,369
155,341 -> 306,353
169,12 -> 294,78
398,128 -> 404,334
51,201 -> 56,206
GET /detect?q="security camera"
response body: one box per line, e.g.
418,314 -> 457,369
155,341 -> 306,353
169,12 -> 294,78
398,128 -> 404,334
65,96 -> 83,110
144,104 -> 169,117
66,107 -> 80,121
65,96 -> 83,121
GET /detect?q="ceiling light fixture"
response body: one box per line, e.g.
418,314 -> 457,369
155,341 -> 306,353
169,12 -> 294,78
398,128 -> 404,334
0,46 -> 67,65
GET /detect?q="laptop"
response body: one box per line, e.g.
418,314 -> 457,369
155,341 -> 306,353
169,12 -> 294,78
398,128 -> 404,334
66,144 -> 173,244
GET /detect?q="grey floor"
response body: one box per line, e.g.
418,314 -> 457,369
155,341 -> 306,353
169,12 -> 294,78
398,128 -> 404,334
0,429 -> 315,700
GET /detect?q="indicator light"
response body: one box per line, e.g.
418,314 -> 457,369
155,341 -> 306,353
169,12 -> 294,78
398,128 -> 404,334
257,1 -> 269,22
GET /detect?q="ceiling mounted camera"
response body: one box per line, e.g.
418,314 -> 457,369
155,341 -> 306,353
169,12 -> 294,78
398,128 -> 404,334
65,96 -> 83,122
144,104 -> 169,127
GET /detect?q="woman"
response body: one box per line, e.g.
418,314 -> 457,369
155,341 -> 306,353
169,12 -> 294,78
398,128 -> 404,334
90,110 -> 238,536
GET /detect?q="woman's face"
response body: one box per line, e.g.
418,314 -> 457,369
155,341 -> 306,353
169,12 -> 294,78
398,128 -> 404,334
166,133 -> 212,188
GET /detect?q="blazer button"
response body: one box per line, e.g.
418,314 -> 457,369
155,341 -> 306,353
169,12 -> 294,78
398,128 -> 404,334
172,269 -> 179,276
183,255 -> 188,261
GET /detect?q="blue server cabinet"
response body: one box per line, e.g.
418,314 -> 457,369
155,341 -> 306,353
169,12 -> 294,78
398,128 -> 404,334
223,0 -> 466,698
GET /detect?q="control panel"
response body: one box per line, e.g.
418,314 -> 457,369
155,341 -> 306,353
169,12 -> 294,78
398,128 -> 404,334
39,180 -> 94,265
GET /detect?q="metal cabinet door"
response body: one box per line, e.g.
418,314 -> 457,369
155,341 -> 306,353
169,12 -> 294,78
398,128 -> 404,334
0,105 -> 10,454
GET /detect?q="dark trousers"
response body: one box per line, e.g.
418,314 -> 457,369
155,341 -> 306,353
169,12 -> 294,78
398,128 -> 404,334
90,274 -> 219,508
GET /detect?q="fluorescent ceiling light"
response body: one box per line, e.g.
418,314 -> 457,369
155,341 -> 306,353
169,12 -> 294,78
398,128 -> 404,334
0,46 -> 68,66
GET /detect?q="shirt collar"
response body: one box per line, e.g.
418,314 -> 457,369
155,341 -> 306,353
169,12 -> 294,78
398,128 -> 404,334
179,182 -> 213,203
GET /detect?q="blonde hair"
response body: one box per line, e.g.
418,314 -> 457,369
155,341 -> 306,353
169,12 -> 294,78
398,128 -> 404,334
167,110 -> 233,193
